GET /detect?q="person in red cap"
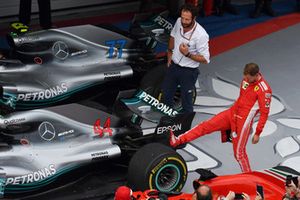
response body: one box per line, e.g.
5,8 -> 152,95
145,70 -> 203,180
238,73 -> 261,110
115,186 -> 133,200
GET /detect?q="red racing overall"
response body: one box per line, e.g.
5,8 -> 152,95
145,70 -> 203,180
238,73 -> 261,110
171,74 -> 272,172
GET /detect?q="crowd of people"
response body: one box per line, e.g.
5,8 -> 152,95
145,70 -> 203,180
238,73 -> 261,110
196,0 -> 300,18
14,0 -> 300,30
142,0 -> 300,19
114,175 -> 300,199
283,176 -> 300,200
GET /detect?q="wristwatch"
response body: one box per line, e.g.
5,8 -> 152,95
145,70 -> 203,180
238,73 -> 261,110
185,52 -> 191,58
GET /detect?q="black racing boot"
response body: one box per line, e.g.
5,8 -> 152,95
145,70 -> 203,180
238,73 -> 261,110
250,0 -> 264,18
223,0 -> 239,15
264,0 -> 276,17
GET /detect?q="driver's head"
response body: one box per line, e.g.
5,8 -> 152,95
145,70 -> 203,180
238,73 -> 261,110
115,186 -> 133,200
243,63 -> 260,83
180,4 -> 198,29
193,185 -> 213,200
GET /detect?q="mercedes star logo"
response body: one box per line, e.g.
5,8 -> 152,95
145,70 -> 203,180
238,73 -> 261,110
52,41 -> 69,60
39,121 -> 56,141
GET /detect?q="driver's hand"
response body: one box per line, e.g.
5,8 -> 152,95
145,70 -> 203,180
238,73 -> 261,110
252,134 -> 260,144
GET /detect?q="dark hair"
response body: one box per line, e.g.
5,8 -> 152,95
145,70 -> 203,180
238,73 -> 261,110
180,4 -> 198,19
244,63 -> 260,76
196,185 -> 213,200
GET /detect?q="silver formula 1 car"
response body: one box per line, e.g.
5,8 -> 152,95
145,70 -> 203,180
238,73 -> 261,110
0,14 -> 192,199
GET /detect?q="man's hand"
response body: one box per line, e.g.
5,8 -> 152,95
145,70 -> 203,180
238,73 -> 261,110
252,134 -> 260,144
169,130 -> 181,148
255,192 -> 263,200
286,181 -> 298,194
242,193 -> 251,200
225,191 -> 235,200
179,43 -> 189,56
167,51 -> 172,67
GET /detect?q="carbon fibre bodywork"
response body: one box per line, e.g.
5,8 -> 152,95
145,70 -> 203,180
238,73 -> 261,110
0,15 -> 189,198
0,24 -> 158,110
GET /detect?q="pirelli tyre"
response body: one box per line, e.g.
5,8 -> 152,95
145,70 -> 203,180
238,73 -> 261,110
140,65 -> 196,111
128,143 -> 187,192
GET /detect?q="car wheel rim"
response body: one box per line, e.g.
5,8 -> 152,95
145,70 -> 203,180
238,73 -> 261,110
154,164 -> 180,192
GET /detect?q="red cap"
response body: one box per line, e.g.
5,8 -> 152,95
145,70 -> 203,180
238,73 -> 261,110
115,186 -> 132,200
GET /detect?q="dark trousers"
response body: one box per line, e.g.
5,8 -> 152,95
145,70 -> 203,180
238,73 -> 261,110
162,63 -> 199,113
19,0 -> 52,29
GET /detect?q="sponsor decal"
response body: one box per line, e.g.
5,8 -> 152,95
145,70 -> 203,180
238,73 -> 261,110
91,151 -> 109,161
138,105 -> 151,114
52,41 -> 69,60
232,132 -> 237,138
17,83 -> 68,101
254,85 -> 259,92
136,91 -> 178,117
38,121 -> 56,141
152,28 -> 164,36
0,177 -> 5,197
4,117 -> 25,125
242,81 -> 249,90
34,57 -> 43,64
265,93 -> 272,98
156,124 -> 182,134
3,95 -> 16,108
152,15 -> 173,33
16,35 -> 39,44
131,114 -> 143,125
70,49 -> 87,57
11,22 -> 29,33
5,164 -> 56,185
266,102 -> 270,108
104,71 -> 121,81
93,117 -> 112,138
105,39 -> 127,58
20,138 -> 30,145
151,158 -> 168,174
58,129 -> 74,137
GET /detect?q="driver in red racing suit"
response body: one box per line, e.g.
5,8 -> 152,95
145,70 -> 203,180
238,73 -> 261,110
170,63 -> 272,172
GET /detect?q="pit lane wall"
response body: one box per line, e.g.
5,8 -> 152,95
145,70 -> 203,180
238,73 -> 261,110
0,0 -> 132,17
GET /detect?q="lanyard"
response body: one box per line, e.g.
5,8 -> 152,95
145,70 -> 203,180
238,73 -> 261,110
180,23 -> 197,42
177,24 -> 197,65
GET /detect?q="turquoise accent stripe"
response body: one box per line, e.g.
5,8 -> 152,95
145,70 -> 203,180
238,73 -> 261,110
121,98 -> 141,105
121,89 -> 143,105
2,82 -> 98,108
5,164 -> 82,193
155,164 -> 180,192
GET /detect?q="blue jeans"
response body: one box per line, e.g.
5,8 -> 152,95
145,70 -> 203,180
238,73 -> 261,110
161,62 -> 199,113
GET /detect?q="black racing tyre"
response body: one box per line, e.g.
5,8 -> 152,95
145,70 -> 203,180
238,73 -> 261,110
127,143 -> 187,192
140,65 -> 197,111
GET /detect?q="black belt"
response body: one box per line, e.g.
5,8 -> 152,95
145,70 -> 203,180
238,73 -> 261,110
171,61 -> 198,70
